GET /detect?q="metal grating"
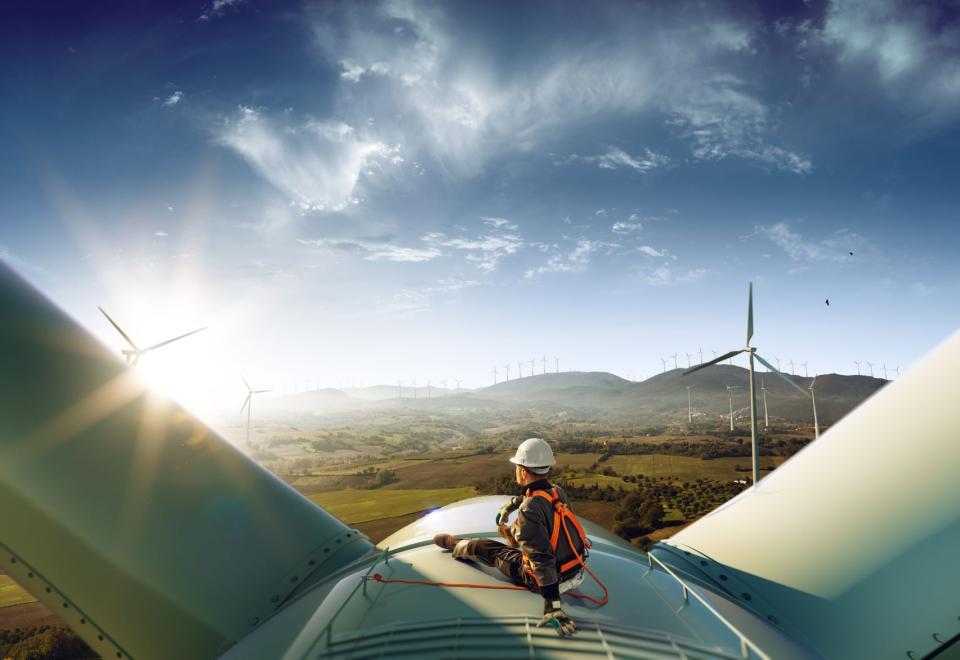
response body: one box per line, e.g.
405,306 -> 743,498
320,616 -> 749,659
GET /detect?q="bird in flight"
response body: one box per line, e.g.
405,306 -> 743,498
825,299 -> 830,306
849,252 -> 854,256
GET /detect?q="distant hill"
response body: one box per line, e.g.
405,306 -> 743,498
478,371 -> 632,401
259,388 -> 366,415
254,368 -> 888,425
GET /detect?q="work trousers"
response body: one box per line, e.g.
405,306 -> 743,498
459,538 -> 541,592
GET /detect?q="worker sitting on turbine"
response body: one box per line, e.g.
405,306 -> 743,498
434,437 -> 588,637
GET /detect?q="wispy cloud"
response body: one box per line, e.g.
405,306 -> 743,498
756,222 -> 876,262
640,264 -> 706,286
561,146 -> 669,173
1,245 -> 56,282
612,221 -> 642,235
638,245 -> 666,257
217,107 -> 401,212
162,91 -> 183,107
199,0 -> 245,21
524,239 -> 607,278
422,219 -> 526,273
297,237 -> 441,263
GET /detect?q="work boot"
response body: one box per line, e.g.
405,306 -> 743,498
434,533 -> 460,552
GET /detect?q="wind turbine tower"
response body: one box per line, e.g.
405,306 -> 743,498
867,361 -> 874,377
671,354 -> 678,370
660,357 -> 667,374
685,352 -> 692,368
529,358 -> 535,377
802,361 -> 809,378
425,378 -> 432,398
395,379 -> 404,399
412,377 -> 418,399
854,360 -> 861,376
554,356 -> 559,373
240,376 -> 271,448
761,377 -> 769,430
882,363 -> 888,380
686,384 -> 697,424
517,361 -> 523,379
698,347 -> 704,365
725,385 -> 741,432
809,375 -> 820,439
542,355 -> 547,375
441,379 -> 447,397
684,283 -> 810,484
789,359 -> 795,375
504,364 -> 510,382
491,368 -> 497,385
455,379 -> 462,393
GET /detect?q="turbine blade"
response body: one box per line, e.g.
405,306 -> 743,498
142,326 -> 207,353
810,375 -> 818,389
754,353 -> 810,397
240,375 -> 251,392
746,282 -> 754,345
240,395 -> 250,413
253,389 -> 272,394
684,349 -> 744,375
98,307 -> 139,351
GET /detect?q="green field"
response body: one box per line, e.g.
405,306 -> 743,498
0,576 -> 35,608
307,487 -> 477,523
605,454 -> 785,481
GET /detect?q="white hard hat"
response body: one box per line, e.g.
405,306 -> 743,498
509,437 -> 556,469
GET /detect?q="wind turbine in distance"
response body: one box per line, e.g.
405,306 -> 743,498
698,347 -> 703,365
395,379 -> 403,399
802,361 -> 809,378
503,364 -> 510,382
529,358 -> 535,377
671,354 -> 678,370
775,356 -> 781,371
660,357 -> 668,374
455,378 -> 462,393
554,356 -> 559,373
761,377 -> 769,429
425,378 -> 432,398
789,359 -> 795,375
867,361 -> 875,377
893,366 -> 900,377
809,375 -> 820,439
725,385 -> 741,431
491,368 -> 497,385
685,352 -> 692,368
441,379 -> 447,397
684,282 -> 810,484
98,307 -> 206,366
882,363 -> 888,380
412,377 -> 418,398
542,355 -> 547,375
854,360 -> 861,376
240,375 -> 271,448
686,384 -> 697,424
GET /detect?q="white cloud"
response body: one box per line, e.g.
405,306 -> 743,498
611,221 -> 642,235
524,239 -> 602,278
640,264 -> 706,286
481,217 -> 518,231
756,222 -> 876,262
565,146 -> 669,173
819,0 -> 960,125
638,245 -> 665,257
217,107 -> 401,212
199,0 -> 245,21
155,231 -> 169,237
163,91 -> 183,107
298,237 -> 441,262
309,2 -> 811,177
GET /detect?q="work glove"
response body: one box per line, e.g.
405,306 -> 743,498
495,496 -> 521,526
537,600 -> 577,637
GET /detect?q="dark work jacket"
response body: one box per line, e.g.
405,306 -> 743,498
513,479 -> 587,588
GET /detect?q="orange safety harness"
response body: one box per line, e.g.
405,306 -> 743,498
373,488 -> 609,607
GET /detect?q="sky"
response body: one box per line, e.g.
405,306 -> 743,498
2,0 -> 959,416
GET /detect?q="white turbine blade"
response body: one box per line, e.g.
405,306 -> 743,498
253,389 -> 272,394
240,394 -> 250,413
684,349 -> 744,375
754,353 -> 810,397
240,375 -> 251,392
142,326 -> 207,353
746,282 -> 754,345
98,307 -> 139,351
810,375 -> 818,390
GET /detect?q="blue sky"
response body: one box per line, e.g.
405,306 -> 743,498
2,0 -> 958,413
